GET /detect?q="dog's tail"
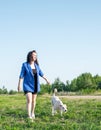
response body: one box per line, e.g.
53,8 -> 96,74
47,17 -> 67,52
53,88 -> 57,96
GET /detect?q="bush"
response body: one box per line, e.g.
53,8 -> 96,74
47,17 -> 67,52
0,86 -> 8,94
9,90 -> 17,95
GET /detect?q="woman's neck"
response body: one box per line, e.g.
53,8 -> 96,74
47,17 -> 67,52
30,61 -> 35,69
30,61 -> 34,65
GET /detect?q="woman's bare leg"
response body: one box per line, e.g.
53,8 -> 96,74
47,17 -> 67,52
26,92 -> 32,118
31,94 -> 37,118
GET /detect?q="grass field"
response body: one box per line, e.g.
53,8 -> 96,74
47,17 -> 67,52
0,94 -> 101,130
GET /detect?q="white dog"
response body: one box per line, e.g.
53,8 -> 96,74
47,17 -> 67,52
51,89 -> 67,116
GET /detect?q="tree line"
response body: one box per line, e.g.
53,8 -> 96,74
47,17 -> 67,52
39,72 -> 101,94
0,72 -> 101,94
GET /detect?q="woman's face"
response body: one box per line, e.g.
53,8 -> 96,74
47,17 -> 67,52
31,52 -> 37,61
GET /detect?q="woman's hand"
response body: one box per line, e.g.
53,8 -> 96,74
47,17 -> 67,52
17,86 -> 21,92
46,79 -> 50,85
43,75 -> 50,85
17,78 -> 23,92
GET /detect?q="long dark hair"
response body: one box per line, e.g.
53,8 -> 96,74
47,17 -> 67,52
27,50 -> 39,65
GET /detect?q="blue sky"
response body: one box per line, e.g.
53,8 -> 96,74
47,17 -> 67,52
0,0 -> 101,91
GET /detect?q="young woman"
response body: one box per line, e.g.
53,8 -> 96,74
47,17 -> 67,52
17,50 -> 50,120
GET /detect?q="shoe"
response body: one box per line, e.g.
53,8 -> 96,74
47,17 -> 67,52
32,113 -> 35,119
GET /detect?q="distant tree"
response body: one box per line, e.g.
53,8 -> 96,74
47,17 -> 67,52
39,83 -> 51,94
69,72 -> 101,92
0,88 -> 2,94
0,86 -> 8,94
93,74 -> 101,89
65,80 -> 71,91
52,78 -> 65,92
70,78 -> 78,91
9,90 -> 17,95
76,73 -> 93,90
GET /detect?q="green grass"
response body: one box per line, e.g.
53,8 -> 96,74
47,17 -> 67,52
0,94 -> 101,130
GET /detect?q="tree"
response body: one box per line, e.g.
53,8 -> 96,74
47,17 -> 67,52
70,78 -> 78,91
65,80 -> 71,91
93,74 -> 101,89
0,86 -> 8,94
52,78 -> 65,92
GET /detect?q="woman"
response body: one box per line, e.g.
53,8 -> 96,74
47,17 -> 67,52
17,50 -> 50,120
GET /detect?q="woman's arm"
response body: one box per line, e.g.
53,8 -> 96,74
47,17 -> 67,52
17,78 -> 23,92
42,75 -> 50,85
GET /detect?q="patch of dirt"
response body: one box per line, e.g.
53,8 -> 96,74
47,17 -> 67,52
60,95 -> 101,99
